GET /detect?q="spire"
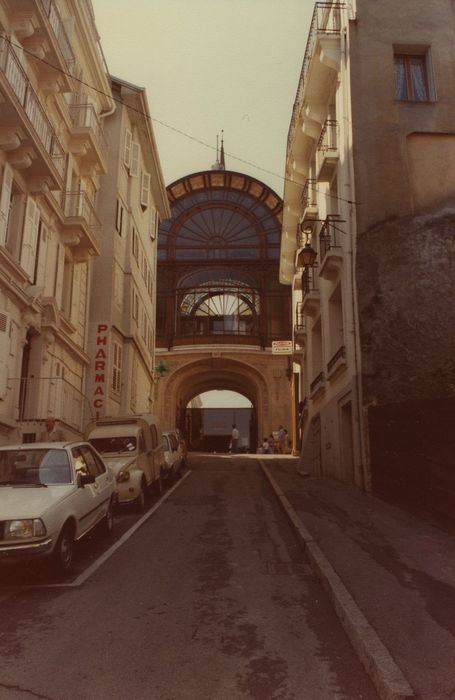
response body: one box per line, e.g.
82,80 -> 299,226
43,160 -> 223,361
219,130 -> 225,170
211,132 -> 226,171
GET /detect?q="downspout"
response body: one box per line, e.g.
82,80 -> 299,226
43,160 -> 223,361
341,22 -> 370,491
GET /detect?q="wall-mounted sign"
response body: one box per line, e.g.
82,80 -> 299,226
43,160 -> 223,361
272,340 -> 293,355
92,323 -> 109,419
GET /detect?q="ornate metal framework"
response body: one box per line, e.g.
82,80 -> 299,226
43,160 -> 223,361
157,170 -> 291,348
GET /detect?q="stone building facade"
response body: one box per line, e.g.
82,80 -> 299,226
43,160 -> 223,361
85,76 -> 169,421
281,0 -> 455,519
0,1 -> 168,444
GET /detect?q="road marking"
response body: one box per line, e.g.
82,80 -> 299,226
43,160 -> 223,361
20,470 -> 193,589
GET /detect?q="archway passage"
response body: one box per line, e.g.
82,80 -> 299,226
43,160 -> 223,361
185,390 -> 253,453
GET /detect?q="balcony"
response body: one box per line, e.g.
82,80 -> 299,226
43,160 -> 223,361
316,119 -> 339,181
301,266 -> 320,317
310,371 -> 326,400
0,36 -> 65,187
294,302 -> 307,345
69,104 -> 108,171
288,2 -> 345,151
6,0 -> 75,93
327,345 -> 347,381
319,215 -> 343,280
61,191 -> 101,256
300,178 -> 318,221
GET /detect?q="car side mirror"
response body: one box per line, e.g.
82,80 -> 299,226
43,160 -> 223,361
78,472 -> 95,487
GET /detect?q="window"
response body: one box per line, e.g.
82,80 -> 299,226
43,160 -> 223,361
140,172 -> 150,208
131,226 -> 139,263
130,142 -> 140,177
132,289 -> 139,322
394,53 -> 430,101
116,199 -> 125,236
124,129 -> 132,168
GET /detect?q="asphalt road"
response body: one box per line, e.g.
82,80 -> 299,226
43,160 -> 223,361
0,455 -> 379,700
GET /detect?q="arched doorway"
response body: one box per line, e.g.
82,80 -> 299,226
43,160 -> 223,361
184,389 -> 253,452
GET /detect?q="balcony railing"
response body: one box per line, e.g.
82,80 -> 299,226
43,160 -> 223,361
319,215 -> 342,259
295,302 -> 306,332
288,2 -> 345,151
327,345 -> 346,373
300,178 -> 318,209
317,119 -> 338,154
63,191 -> 101,232
69,103 -> 108,162
302,265 -> 319,297
310,371 -> 325,393
39,0 -> 76,75
0,37 -> 65,178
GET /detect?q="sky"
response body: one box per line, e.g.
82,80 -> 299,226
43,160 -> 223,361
92,1 -> 313,408
92,0 -> 314,197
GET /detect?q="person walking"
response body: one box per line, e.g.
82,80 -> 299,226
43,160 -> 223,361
231,424 -> 240,453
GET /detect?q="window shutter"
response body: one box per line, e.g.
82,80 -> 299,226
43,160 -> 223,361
54,243 -> 65,307
35,222 -> 48,287
130,142 -> 140,177
70,262 -> 81,324
124,129 -> 132,168
20,197 -> 40,278
0,312 -> 10,398
140,172 -> 150,207
0,163 -> 13,246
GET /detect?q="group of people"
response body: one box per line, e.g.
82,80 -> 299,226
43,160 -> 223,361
257,425 -> 291,455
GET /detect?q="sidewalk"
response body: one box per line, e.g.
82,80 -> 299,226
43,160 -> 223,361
262,457 -> 455,700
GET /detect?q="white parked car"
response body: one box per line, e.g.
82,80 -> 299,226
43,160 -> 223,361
162,431 -> 185,481
0,441 -> 115,575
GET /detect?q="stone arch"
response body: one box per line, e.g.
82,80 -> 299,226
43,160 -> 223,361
157,355 -> 270,448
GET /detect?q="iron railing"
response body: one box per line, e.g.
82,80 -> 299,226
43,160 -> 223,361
327,345 -> 346,373
302,265 -> 319,297
310,371 -> 325,393
300,178 -> 318,209
319,214 -> 343,259
62,191 -> 101,232
69,103 -> 108,161
39,0 -> 76,75
295,302 -> 306,332
0,37 -> 65,179
287,2 -> 345,151
317,119 -> 338,153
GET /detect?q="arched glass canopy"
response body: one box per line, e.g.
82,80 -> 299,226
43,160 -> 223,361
157,170 -> 290,348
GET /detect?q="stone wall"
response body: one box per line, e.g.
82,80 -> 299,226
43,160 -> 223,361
357,210 -> 455,406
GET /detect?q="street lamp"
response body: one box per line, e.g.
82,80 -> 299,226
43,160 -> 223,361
297,224 -> 317,269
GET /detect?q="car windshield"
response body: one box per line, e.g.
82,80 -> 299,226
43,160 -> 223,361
89,436 -> 137,454
0,448 -> 72,486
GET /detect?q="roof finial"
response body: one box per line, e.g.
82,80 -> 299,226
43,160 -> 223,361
219,130 -> 225,170
211,132 -> 226,171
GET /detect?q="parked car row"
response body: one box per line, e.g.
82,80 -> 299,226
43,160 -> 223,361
0,415 -> 186,578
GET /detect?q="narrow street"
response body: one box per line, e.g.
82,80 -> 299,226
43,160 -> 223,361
0,455 -> 378,700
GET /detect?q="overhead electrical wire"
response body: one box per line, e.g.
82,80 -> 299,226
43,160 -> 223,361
0,33 -> 359,207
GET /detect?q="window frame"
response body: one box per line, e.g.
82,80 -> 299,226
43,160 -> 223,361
393,48 -> 434,102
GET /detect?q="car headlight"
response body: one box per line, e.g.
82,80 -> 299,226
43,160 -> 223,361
116,470 -> 131,483
4,519 -> 46,540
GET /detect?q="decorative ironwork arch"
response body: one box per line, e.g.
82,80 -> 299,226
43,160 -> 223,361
157,169 -> 290,349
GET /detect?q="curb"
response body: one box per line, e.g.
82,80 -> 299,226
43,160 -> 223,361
260,461 -> 416,700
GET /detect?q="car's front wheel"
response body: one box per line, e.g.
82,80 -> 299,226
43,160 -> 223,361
135,479 -> 147,512
53,523 -> 74,576
99,499 -> 114,537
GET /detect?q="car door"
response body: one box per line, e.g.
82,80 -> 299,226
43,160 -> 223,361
71,446 -> 99,536
79,444 -> 112,526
